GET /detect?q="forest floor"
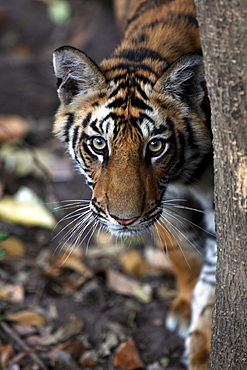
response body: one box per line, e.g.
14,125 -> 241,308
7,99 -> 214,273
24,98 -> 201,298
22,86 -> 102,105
0,1 -> 185,369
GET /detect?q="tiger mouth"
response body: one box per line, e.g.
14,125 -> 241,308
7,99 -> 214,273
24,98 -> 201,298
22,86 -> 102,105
97,210 -> 162,237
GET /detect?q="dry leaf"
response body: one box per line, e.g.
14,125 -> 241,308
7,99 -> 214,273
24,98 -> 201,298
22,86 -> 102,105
0,344 -> 13,369
87,243 -> 125,258
119,250 -> 148,277
79,350 -> 98,367
5,310 -> 48,326
53,252 -> 93,277
0,284 -> 24,302
107,269 -> 152,303
107,269 -> 141,296
113,337 -> 145,370
144,247 -> 173,275
0,143 -> 49,178
157,284 -> 177,300
0,115 -> 27,142
0,236 -> 25,259
12,323 -> 37,336
49,340 -> 85,360
42,317 -> 84,345
0,196 -> 56,229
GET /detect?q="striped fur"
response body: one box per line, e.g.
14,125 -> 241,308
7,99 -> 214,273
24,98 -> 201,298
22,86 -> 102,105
53,1 -> 216,369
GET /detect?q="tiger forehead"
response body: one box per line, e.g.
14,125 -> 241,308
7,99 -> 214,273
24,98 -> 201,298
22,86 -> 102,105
86,98 -> 170,142
80,78 -> 171,139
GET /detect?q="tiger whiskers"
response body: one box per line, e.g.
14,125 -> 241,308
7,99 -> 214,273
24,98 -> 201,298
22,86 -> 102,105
158,205 -> 205,258
52,199 -> 99,262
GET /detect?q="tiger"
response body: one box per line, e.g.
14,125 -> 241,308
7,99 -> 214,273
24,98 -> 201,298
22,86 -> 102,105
52,0 -> 216,369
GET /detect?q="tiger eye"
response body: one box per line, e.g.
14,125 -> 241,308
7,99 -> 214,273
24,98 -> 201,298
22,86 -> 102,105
91,137 -> 107,152
148,139 -> 163,153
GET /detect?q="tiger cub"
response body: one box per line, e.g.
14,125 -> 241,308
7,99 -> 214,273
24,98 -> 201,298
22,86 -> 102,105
52,0 -> 216,368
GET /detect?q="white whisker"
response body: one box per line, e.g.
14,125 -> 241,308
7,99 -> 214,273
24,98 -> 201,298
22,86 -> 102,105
157,217 -> 192,269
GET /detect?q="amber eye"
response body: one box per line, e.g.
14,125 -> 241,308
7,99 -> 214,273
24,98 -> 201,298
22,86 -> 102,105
91,137 -> 107,154
147,139 -> 165,157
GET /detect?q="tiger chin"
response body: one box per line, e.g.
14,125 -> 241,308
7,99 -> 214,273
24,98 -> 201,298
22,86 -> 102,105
52,1 -> 216,369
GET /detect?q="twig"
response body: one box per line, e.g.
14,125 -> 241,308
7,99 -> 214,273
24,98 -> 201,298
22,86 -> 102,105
0,321 -> 49,370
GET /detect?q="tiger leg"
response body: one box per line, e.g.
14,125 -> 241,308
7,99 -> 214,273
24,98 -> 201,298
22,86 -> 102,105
186,238 -> 216,370
153,222 -> 203,338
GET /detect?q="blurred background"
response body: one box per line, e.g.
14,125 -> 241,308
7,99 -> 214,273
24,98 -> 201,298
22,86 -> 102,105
0,2 -> 184,369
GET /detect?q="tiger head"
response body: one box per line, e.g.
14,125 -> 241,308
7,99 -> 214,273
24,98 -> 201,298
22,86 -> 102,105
53,46 -> 211,236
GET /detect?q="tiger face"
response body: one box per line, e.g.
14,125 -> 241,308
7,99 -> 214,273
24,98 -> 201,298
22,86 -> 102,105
53,46 -> 211,237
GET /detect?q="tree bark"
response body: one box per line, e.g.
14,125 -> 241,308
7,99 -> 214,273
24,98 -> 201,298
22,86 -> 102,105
194,0 -> 247,368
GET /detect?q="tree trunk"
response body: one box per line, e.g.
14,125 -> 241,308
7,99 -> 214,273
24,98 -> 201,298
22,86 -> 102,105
194,0 -> 247,368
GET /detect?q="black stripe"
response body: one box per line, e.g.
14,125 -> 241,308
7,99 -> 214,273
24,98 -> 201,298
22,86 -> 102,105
151,124 -> 168,136
201,278 -> 215,286
127,0 -> 174,26
64,113 -> 74,142
140,113 -> 155,126
166,116 -> 175,131
114,48 -> 164,63
183,117 -> 198,151
136,84 -> 148,100
105,63 -> 158,79
80,132 -> 89,141
186,151 -> 213,183
90,119 -> 101,134
176,131 -> 185,168
101,112 -> 125,126
82,113 -> 92,128
141,13 -> 198,31
131,33 -> 149,44
107,97 -> 127,109
108,82 -> 128,99
72,126 -> 80,150
81,141 -> 98,161
204,258 -> 216,267
131,95 -> 153,111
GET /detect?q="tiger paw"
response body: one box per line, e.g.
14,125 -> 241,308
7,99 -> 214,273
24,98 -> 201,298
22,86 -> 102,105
166,296 -> 191,338
186,329 -> 210,370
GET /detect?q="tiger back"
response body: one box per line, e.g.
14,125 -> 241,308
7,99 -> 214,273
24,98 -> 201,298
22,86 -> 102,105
53,1 -> 216,369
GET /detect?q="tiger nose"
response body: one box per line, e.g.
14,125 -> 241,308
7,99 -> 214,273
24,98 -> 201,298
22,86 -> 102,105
110,215 -> 138,225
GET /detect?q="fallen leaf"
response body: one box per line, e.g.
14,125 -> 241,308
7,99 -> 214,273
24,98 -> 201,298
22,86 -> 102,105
99,332 -> 119,358
42,317 -> 84,345
0,236 -> 25,259
107,269 -> 152,303
79,350 -> 98,367
157,284 -> 176,300
144,247 -> 173,275
0,143 -> 50,178
0,344 -> 13,369
0,284 -> 24,302
87,243 -> 125,258
49,340 -> 85,360
119,250 -> 148,277
52,252 -> 93,277
113,337 -> 145,370
0,115 -> 27,142
5,310 -> 48,326
12,323 -> 37,336
0,196 -> 56,229
131,284 -> 152,304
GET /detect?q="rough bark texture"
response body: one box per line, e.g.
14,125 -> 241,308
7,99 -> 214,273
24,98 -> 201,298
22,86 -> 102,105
194,0 -> 247,369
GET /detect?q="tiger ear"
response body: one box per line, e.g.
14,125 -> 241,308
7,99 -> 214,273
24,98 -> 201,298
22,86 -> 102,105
53,46 -> 106,105
154,53 -> 205,108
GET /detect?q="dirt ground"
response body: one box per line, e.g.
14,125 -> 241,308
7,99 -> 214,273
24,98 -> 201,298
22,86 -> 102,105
0,1 -> 185,369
